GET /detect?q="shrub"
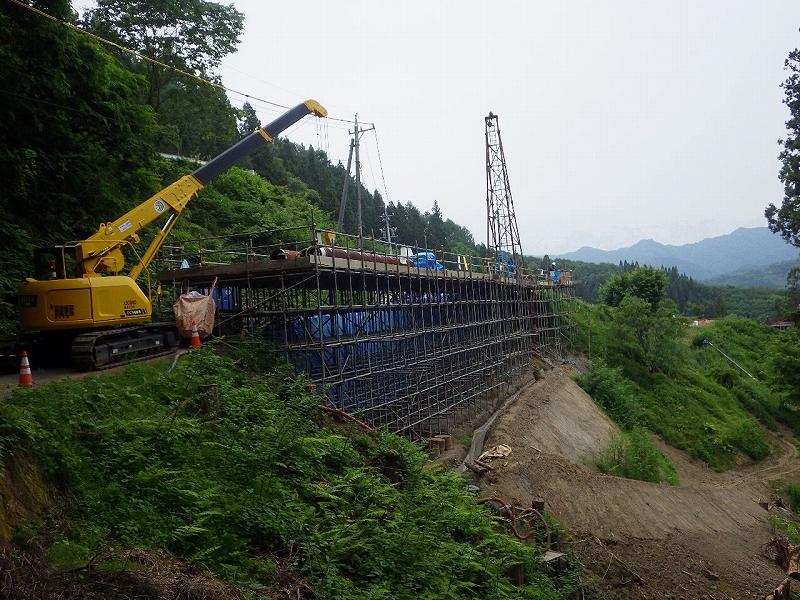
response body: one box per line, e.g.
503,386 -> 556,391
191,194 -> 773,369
784,483 -> 800,513
596,429 -> 679,485
1,349 -> 580,599
577,361 -> 642,430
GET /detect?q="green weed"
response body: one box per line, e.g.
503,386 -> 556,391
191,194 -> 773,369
2,349 -> 580,599
595,429 -> 679,485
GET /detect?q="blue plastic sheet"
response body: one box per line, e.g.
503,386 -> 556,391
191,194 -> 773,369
410,252 -> 444,271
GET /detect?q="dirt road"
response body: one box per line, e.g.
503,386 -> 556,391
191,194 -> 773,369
470,363 -> 794,599
0,351 -> 188,398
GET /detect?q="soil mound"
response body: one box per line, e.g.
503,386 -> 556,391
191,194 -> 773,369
470,363 -> 791,599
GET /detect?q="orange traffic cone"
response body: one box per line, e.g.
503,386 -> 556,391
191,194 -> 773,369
190,320 -> 202,349
18,351 -> 33,387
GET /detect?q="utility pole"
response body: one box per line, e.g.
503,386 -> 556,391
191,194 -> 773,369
337,139 -> 354,234
337,116 -> 374,246
485,112 -> 525,273
379,205 -> 396,251
352,115 -> 374,247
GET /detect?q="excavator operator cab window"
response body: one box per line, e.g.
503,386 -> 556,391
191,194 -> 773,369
33,246 -> 77,280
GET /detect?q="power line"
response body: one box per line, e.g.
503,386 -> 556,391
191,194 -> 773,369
7,0 -> 390,200
6,0 -> 359,126
373,127 -> 391,207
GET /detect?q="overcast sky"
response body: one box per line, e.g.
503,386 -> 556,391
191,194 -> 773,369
76,1 -> 800,255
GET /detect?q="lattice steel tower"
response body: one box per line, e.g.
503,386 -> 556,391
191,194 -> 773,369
485,112 -> 525,271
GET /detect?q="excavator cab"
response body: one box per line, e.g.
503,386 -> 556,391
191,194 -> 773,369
32,246 -> 77,281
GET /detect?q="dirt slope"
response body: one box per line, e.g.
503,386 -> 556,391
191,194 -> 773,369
470,363 -> 793,599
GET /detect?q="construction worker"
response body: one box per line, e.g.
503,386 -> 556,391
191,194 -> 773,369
548,262 -> 561,284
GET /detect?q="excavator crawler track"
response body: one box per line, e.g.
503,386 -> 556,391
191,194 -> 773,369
71,323 -> 180,370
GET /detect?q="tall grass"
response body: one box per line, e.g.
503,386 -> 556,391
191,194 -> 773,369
596,429 -> 680,485
2,346 -> 580,599
577,303 -> 786,472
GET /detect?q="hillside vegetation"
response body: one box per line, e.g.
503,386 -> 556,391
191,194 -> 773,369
552,258 -> 794,323
574,267 -> 800,475
0,347 -> 580,599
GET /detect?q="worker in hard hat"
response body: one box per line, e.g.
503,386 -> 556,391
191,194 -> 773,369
548,262 -> 561,284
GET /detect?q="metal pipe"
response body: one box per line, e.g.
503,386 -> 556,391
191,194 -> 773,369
300,246 -> 410,266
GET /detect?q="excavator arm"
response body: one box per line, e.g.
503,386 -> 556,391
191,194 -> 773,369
74,100 -> 327,280
18,100 -> 327,342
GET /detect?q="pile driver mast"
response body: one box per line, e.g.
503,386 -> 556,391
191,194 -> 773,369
485,112 -> 525,273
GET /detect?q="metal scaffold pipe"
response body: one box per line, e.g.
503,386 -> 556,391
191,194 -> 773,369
702,339 -> 756,380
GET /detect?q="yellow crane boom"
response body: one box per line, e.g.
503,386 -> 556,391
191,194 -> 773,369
10,100 -> 326,369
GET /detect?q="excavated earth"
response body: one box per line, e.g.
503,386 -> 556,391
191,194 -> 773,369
444,360 -> 799,599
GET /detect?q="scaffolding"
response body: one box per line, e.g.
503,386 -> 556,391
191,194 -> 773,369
157,227 -> 576,438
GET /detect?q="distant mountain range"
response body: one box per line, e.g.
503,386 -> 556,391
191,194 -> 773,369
558,227 -> 800,285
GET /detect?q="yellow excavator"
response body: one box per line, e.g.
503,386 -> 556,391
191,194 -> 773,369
5,100 -> 327,370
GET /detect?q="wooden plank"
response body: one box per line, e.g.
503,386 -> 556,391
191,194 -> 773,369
157,251 -> 553,289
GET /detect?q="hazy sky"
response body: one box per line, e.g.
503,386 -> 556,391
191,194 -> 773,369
76,1 -> 800,255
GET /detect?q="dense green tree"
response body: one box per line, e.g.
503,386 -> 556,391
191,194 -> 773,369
713,295 -> 728,318
373,200 -> 479,256
599,266 -> 668,311
607,296 -> 684,375
0,0 -> 158,332
247,137 -> 292,187
686,302 -> 706,318
788,267 -> 800,309
82,0 -> 243,156
426,200 -> 446,249
769,45 -> 800,248
442,219 -> 476,253
82,0 -> 244,88
769,328 -> 800,404
238,101 -> 260,138
191,168 -> 334,236
390,201 -> 426,248
297,146 -> 341,217
528,257 -> 792,321
155,77 -> 238,157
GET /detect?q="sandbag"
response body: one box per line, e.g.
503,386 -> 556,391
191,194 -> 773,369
173,291 -> 215,339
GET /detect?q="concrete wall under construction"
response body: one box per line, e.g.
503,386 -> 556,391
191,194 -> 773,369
157,228 -> 576,438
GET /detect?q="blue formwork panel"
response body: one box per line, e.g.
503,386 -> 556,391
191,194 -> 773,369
198,286 -> 240,311
263,298 -> 475,412
218,287 -> 239,311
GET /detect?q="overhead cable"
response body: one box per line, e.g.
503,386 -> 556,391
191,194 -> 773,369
6,0 -> 359,126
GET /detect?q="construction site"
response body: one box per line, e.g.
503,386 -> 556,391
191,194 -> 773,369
156,113 -> 577,438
